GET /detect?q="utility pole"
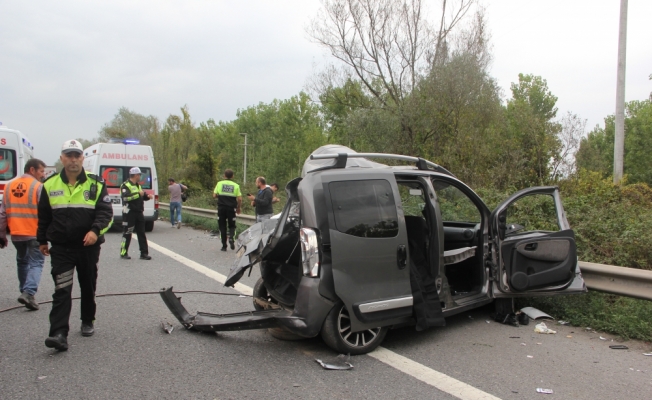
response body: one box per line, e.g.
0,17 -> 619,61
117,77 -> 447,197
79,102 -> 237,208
613,0 -> 628,184
239,133 -> 249,184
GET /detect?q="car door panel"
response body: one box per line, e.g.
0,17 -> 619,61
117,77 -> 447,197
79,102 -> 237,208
322,170 -> 412,332
490,186 -> 586,297
503,231 -> 577,291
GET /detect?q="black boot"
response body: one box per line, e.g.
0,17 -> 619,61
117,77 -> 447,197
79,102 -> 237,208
45,333 -> 68,351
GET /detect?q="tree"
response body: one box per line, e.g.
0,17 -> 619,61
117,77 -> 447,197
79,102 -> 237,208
550,112 -> 586,181
504,74 -> 561,187
99,107 -> 160,145
308,0 -> 480,154
577,99 -> 652,185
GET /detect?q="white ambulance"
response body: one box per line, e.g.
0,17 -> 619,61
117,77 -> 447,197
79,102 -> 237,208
83,140 -> 159,231
0,125 -> 35,201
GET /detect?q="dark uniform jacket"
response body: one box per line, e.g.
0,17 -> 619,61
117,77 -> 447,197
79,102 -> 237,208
120,180 -> 150,213
37,169 -> 113,248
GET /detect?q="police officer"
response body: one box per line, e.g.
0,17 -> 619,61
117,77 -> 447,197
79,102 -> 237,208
38,140 -> 113,351
120,167 -> 151,260
212,169 -> 242,251
0,158 -> 47,310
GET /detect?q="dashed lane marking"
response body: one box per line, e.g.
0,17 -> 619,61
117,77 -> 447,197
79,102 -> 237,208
149,240 -> 501,400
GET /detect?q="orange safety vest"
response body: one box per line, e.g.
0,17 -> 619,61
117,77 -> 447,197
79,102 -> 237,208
4,176 -> 41,236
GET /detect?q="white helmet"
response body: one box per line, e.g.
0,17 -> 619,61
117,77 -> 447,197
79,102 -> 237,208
129,167 -> 142,175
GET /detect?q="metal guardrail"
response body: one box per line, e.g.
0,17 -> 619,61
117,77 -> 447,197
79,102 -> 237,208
578,261 -> 652,301
159,202 -> 256,226
161,203 -> 652,300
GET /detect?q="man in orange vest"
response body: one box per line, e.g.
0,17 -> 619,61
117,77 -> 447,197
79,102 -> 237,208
0,158 -> 47,310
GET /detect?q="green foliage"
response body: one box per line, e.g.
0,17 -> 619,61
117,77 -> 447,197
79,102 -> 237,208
504,74 -> 562,187
519,292 -> 652,341
576,99 -> 652,185
99,107 -> 159,145
561,171 -> 652,270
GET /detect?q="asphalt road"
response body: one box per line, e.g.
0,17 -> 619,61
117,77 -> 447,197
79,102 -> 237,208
0,221 -> 650,399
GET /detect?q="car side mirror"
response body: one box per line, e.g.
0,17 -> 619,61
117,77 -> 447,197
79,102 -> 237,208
498,213 -> 506,240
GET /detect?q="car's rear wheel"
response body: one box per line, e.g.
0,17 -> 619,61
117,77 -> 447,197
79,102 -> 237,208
253,277 -> 306,341
320,303 -> 388,355
252,277 -> 271,311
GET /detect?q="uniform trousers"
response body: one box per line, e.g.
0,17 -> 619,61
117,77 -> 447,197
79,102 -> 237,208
49,244 -> 101,337
217,206 -> 237,247
121,210 -> 148,256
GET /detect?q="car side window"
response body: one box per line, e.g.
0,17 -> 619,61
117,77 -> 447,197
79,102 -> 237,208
329,179 -> 399,238
432,180 -> 480,224
505,194 -> 560,234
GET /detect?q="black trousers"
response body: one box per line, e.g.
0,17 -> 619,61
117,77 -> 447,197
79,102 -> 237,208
217,207 -> 237,247
49,245 -> 101,337
121,211 -> 148,256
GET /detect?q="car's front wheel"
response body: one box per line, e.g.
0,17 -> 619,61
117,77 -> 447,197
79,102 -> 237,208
320,303 -> 388,355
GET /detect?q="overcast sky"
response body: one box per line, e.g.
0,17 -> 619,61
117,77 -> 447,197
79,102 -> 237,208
1,0 -> 651,165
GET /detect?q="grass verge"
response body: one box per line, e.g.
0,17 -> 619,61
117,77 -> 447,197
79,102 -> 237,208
517,292 -> 652,342
158,209 -> 250,239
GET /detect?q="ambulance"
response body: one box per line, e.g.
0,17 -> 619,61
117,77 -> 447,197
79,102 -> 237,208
0,125 -> 35,201
82,140 -> 159,231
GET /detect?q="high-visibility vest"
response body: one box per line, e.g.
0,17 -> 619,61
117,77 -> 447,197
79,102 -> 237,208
5,176 -> 41,236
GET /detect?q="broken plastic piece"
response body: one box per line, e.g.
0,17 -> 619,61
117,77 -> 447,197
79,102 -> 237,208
521,307 -> 553,320
643,353 -> 652,356
609,345 -> 628,350
161,320 -> 174,334
527,355 -> 534,358
536,388 -> 554,394
315,354 -> 354,370
558,320 -> 570,325
534,322 -> 556,334
599,336 -> 607,341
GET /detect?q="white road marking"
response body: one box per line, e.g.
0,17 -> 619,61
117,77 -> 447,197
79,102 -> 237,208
369,347 -> 501,400
148,241 -> 252,296
149,240 -> 501,400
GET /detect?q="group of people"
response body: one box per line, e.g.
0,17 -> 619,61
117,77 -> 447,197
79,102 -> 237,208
212,169 -> 279,251
0,139 -> 162,352
0,139 -> 280,352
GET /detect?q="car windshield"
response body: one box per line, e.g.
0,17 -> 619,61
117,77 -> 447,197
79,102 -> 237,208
100,166 -> 152,189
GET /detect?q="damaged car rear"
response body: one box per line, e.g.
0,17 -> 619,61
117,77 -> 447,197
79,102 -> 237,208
160,145 -> 586,355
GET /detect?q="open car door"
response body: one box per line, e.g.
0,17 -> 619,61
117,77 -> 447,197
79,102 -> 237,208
489,186 -> 586,298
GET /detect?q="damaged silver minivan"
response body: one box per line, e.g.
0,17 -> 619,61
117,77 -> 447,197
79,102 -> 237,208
160,145 -> 586,354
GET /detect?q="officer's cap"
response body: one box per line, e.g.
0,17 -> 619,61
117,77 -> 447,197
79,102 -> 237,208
129,167 -> 142,175
61,140 -> 83,154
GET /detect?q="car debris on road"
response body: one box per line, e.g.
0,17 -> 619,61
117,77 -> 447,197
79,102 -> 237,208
314,354 -> 354,370
534,322 -> 557,334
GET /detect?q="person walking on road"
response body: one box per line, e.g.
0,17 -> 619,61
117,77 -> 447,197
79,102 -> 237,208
0,158 -> 47,310
120,167 -> 151,260
212,169 -> 242,252
38,140 -> 113,351
168,178 -> 187,229
247,176 -> 274,223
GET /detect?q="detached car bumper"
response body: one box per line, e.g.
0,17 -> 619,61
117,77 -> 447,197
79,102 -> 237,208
160,287 -> 297,332
159,277 -> 334,337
